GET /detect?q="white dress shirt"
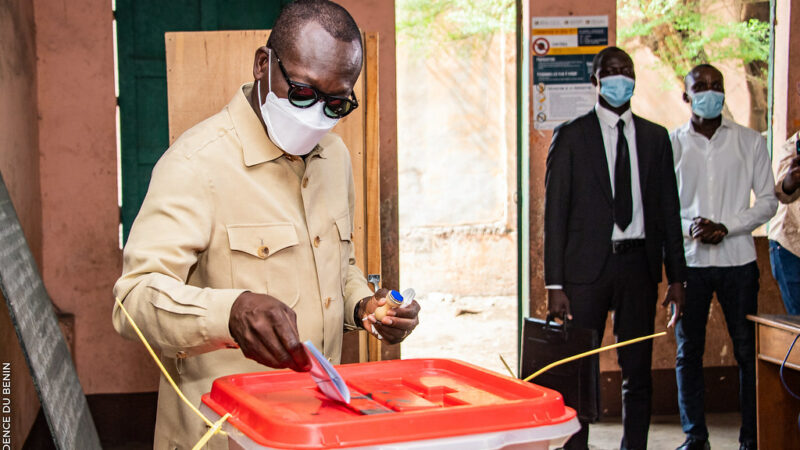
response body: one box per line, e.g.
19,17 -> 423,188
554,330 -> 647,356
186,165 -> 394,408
671,118 -> 777,267
595,103 -> 646,240
546,104 -> 646,290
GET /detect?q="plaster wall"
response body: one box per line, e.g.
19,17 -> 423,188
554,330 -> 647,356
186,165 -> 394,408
398,32 -> 517,297
0,0 -> 43,441
32,0 -> 155,393
774,0 -> 800,144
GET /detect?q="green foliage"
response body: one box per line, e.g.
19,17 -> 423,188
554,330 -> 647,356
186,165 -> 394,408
396,0 -> 515,51
618,0 -> 769,82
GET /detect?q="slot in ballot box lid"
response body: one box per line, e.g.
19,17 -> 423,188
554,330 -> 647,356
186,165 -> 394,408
201,358 -> 577,449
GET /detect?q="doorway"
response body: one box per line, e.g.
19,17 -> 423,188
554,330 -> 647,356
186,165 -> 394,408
395,1 -> 520,375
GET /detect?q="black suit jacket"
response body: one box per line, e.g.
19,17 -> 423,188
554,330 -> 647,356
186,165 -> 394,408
544,109 -> 686,286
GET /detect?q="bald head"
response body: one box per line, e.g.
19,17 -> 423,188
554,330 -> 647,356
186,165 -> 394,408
684,64 -> 724,93
267,0 -> 363,75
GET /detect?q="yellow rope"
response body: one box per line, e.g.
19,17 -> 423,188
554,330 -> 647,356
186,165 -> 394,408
192,413 -> 232,450
498,353 -> 516,378
114,298 -> 227,438
522,331 -> 666,382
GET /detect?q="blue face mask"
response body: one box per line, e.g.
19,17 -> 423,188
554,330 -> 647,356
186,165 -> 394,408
691,90 -> 725,119
599,75 -> 635,107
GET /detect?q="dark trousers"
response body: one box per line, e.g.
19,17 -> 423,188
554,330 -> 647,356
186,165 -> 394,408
675,262 -> 758,446
563,246 -> 657,450
769,240 -> 800,315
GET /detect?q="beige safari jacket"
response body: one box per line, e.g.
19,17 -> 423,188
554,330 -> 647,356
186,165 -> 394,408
769,131 -> 800,256
112,83 -> 374,449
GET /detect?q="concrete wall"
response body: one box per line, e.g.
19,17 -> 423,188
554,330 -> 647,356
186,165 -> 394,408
398,32 -> 517,297
32,0 -> 156,394
0,0 -> 43,442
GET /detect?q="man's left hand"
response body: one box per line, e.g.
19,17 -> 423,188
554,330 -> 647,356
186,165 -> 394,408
662,281 -> 685,328
358,290 -> 420,344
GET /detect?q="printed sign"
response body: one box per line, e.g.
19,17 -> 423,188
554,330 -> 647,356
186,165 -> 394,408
531,16 -> 608,129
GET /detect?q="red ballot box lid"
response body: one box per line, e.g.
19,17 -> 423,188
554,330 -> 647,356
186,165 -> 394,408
201,358 -> 576,449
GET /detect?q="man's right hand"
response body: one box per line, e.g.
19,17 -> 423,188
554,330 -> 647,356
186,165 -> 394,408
228,291 -> 311,372
782,155 -> 800,196
547,289 -> 572,321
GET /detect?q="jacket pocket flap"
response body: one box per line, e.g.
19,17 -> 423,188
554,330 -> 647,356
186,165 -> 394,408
147,276 -> 206,315
334,214 -> 352,241
227,223 -> 299,259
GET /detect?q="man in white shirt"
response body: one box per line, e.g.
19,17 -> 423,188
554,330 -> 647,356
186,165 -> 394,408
670,64 -> 777,450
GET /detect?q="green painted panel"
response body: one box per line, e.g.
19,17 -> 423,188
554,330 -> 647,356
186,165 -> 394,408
116,0 -> 288,242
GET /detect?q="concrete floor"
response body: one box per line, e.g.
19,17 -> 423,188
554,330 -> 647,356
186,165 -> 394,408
585,412 -> 741,449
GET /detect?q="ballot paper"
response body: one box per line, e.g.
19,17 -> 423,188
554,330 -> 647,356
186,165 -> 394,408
304,341 -> 350,404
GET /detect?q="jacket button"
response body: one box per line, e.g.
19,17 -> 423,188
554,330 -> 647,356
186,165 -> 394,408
257,245 -> 269,258
324,297 -> 332,308
313,236 -> 321,247
302,177 -> 309,188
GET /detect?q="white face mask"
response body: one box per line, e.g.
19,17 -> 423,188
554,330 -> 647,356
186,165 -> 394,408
258,49 -> 339,156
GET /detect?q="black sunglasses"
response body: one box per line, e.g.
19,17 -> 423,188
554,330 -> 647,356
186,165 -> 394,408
271,49 -> 358,119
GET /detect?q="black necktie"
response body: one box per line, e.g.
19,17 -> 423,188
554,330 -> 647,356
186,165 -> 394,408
614,119 -> 632,231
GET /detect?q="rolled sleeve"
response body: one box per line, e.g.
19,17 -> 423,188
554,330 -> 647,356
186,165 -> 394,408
774,139 -> 800,204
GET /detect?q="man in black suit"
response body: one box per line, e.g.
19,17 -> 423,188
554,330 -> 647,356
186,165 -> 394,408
544,46 -> 687,450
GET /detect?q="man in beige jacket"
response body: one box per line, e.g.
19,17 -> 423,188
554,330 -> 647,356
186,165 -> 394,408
112,1 -> 420,448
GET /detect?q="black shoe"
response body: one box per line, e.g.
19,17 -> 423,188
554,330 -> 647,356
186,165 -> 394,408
676,437 -> 710,450
739,443 -> 756,450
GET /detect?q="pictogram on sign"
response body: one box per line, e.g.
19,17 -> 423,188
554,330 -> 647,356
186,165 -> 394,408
532,37 -> 550,55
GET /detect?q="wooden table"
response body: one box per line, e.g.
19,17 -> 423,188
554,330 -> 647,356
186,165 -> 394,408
748,314 -> 800,449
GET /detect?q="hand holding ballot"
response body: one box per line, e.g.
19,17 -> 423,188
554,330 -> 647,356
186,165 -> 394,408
358,288 -> 420,344
228,291 -> 312,372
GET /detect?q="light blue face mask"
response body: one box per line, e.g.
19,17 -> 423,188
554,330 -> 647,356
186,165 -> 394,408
691,90 -> 725,119
599,75 -> 635,108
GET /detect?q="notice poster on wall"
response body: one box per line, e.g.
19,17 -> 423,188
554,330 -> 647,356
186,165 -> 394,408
531,16 -> 608,129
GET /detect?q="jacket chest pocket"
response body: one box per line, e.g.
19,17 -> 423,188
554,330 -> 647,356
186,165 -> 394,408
226,223 -> 300,308
334,213 -> 353,296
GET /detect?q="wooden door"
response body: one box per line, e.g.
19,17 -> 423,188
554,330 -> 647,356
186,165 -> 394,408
164,30 -> 383,362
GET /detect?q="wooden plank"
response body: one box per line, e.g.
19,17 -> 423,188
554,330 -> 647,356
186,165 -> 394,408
166,30 -> 270,144
334,37 -> 368,272
363,33 -> 383,362
752,318 -> 800,450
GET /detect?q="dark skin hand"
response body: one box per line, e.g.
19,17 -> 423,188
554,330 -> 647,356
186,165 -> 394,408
690,217 -> 728,245
683,66 -> 725,140
229,291 -> 311,372
782,155 -> 800,195
590,50 -> 635,115
357,288 -> 421,344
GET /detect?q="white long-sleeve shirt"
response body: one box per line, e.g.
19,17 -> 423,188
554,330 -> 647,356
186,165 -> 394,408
670,118 -> 777,267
